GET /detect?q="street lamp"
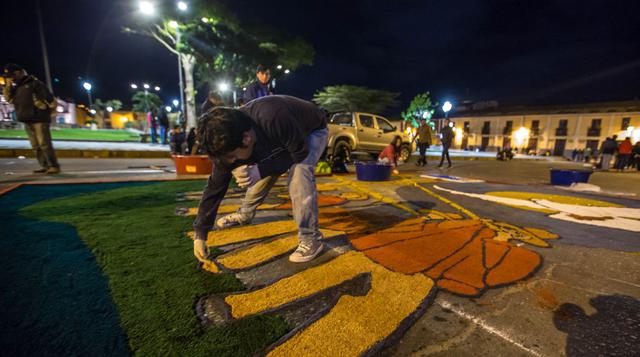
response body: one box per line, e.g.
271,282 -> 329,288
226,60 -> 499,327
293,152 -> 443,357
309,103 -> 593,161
177,1 -> 188,11
217,82 -> 230,92
284,69 -> 290,74
172,99 -> 179,107
138,1 -> 155,16
165,106 -> 172,112
106,106 -> 114,113
143,83 -> 150,89
442,101 -> 453,116
82,81 -> 93,108
154,86 -> 160,91
276,64 -> 283,70
130,83 -> 138,89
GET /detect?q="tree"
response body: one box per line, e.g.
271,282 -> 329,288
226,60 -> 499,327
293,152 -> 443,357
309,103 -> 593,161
312,85 -> 399,114
131,91 -> 162,114
401,92 -> 438,128
125,1 -> 314,129
93,99 -> 123,128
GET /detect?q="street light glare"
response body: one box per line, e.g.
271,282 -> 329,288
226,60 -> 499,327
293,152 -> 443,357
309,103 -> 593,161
106,106 -> 114,112
172,99 -> 179,107
83,82 -> 92,91
130,83 -> 138,89
165,106 -> 172,112
217,82 -> 230,92
154,86 -> 161,91
276,65 -> 283,70
177,1 -> 188,11
90,109 -> 97,115
143,83 -> 150,89
442,101 -> 453,113
284,69 -> 290,74
138,1 -> 155,16
201,17 -> 208,23
168,20 -> 179,29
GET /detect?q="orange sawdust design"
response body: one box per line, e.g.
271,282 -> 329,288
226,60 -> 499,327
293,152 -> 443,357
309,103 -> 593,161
350,218 -> 543,296
275,194 -> 347,210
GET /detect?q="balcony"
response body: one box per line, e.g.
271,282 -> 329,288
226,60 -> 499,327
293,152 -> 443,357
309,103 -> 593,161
555,127 -> 568,136
587,127 -> 601,137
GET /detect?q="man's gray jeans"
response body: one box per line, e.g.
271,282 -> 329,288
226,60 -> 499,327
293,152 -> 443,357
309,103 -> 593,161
25,122 -> 59,169
236,128 -> 329,244
601,153 -> 612,170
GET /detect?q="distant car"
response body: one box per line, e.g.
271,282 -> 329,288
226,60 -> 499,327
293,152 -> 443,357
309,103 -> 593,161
326,112 -> 413,162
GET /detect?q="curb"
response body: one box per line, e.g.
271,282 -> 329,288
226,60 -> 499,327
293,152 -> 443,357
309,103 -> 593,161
0,149 -> 171,159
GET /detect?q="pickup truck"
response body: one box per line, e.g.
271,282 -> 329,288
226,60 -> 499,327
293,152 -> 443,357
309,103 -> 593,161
326,112 -> 413,162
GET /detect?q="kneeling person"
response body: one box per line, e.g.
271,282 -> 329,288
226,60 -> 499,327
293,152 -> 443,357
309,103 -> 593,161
193,95 -> 328,264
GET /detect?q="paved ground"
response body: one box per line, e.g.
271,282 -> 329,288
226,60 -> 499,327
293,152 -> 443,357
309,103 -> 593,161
0,139 -> 170,151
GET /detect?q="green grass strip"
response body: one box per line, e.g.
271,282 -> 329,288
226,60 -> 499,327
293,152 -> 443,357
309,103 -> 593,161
0,128 -> 140,141
20,180 -> 288,356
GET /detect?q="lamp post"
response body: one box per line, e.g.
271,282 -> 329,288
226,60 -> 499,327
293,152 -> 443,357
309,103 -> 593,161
82,81 -> 93,108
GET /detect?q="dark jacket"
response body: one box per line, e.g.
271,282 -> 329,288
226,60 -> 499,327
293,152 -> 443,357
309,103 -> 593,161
193,95 -> 327,239
600,138 -> 618,155
4,75 -> 53,123
158,111 -> 169,128
440,126 -> 454,147
243,80 -> 273,103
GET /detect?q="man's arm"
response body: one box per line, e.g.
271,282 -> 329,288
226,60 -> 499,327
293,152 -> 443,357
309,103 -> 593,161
193,161 -> 232,240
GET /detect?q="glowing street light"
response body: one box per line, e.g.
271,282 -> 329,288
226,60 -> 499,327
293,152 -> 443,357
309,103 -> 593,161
106,106 -> 114,113
177,1 -> 188,11
143,83 -> 150,89
284,69 -> 290,74
90,109 -> 97,115
217,82 -> 230,92
154,86 -> 161,91
82,82 -> 92,91
442,101 -> 453,114
130,83 -> 138,89
165,106 -> 172,112
172,99 -> 179,107
201,17 -> 209,23
276,64 -> 283,70
168,20 -> 179,29
138,1 -> 155,16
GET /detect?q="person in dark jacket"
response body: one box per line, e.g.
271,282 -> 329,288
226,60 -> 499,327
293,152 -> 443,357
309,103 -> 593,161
3,64 -> 60,174
599,136 -> 617,171
170,125 -> 186,154
158,109 -> 170,145
242,64 -> 273,103
632,141 -> 640,171
186,127 -> 197,154
193,95 -> 328,264
412,118 -> 432,166
438,119 -> 454,168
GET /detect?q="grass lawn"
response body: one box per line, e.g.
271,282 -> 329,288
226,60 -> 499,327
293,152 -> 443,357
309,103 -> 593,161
14,181 -> 287,356
0,128 -> 140,141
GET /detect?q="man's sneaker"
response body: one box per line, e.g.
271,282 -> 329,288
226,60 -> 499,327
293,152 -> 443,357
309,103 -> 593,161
45,167 -> 61,175
289,240 -> 324,263
215,212 -> 250,229
33,168 -> 47,174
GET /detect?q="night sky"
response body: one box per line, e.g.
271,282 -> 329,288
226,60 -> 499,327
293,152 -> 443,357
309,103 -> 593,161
3,0 -> 640,116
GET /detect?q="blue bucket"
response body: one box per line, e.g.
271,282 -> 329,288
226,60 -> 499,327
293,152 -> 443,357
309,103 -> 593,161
355,161 -> 392,181
550,169 -> 593,186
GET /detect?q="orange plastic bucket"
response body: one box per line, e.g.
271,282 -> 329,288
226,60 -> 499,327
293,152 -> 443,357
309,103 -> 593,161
172,155 -> 213,175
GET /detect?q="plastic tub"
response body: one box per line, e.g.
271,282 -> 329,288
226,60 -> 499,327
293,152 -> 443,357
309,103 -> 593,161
550,169 -> 593,186
173,155 -> 213,175
355,161 -> 392,181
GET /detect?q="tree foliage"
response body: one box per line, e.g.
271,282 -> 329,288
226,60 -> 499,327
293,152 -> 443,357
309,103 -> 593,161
94,99 -> 122,112
131,91 -> 163,114
312,85 -> 399,114
401,92 -> 438,127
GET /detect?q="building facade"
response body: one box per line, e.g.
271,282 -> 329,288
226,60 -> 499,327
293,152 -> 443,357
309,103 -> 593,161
445,101 -> 640,157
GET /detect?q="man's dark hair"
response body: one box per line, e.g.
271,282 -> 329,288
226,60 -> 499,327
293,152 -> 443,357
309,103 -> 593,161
3,63 -> 23,74
256,64 -> 270,73
197,107 -> 253,157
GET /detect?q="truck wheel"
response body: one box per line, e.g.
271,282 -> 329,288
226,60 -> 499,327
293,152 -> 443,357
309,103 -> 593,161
333,140 -> 352,163
400,144 -> 412,163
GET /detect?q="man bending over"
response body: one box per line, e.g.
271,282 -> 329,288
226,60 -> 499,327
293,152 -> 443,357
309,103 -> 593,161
193,95 -> 328,263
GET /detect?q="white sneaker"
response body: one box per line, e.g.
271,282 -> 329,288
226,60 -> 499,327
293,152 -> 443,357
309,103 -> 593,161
215,212 -> 250,229
289,240 -> 324,263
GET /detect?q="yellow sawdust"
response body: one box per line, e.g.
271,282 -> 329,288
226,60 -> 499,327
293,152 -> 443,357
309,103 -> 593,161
200,260 -> 220,273
485,192 -> 623,208
317,183 -> 339,191
483,220 -> 555,247
253,251 -> 434,356
338,192 -> 368,201
524,227 -> 559,240
276,194 -> 289,199
186,220 -> 298,247
334,176 -> 419,215
217,229 -> 344,270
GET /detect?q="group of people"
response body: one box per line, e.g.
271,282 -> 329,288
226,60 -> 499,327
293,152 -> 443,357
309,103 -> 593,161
599,135 -> 640,171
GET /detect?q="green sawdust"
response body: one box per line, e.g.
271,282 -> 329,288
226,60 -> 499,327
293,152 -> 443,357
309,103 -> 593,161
20,180 -> 288,356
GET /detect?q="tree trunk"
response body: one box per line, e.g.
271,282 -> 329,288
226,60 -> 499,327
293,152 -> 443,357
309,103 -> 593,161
181,54 -> 197,130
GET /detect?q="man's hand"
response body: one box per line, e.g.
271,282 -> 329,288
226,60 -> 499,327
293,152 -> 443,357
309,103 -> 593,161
232,165 -> 261,189
193,239 -> 210,263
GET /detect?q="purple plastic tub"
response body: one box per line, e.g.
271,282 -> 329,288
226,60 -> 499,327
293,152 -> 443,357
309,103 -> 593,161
355,161 -> 392,181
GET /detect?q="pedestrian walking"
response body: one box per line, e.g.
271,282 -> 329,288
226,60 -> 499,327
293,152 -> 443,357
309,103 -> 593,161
616,137 -> 633,171
413,118 -> 432,166
599,136 -> 617,171
243,64 -> 273,103
632,141 -> 640,171
438,119 -> 453,168
193,95 -> 328,264
2,64 -> 60,174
